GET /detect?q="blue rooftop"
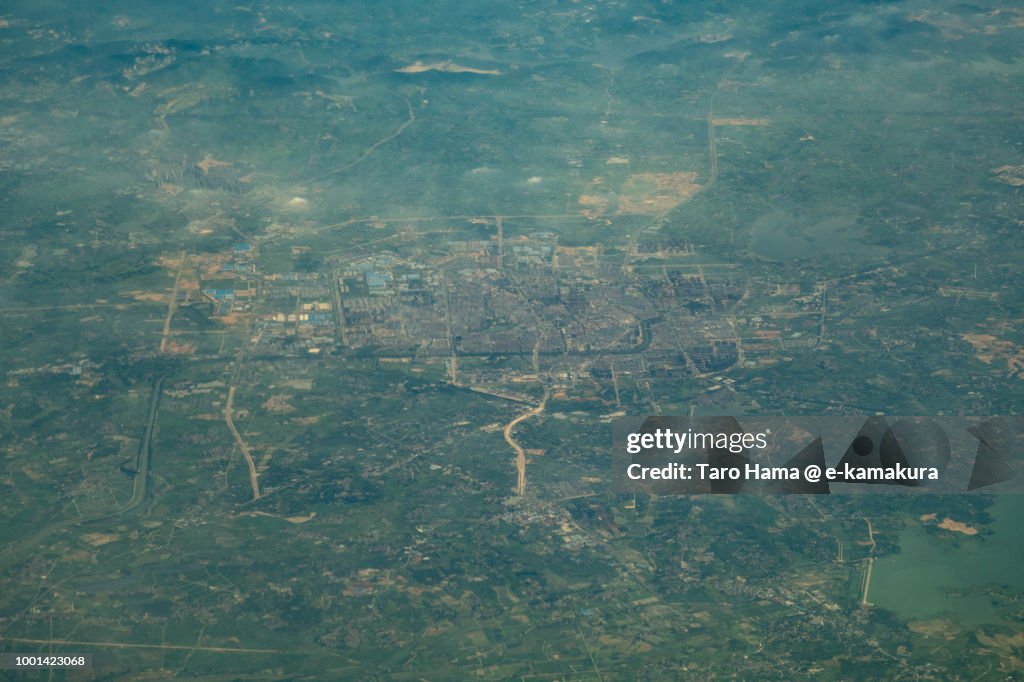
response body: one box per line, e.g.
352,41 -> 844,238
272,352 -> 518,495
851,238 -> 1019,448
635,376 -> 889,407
366,272 -> 391,289
203,288 -> 235,301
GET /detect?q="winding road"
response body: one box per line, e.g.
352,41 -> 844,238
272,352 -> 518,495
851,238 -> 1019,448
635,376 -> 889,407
505,389 -> 549,496
225,384 -> 261,501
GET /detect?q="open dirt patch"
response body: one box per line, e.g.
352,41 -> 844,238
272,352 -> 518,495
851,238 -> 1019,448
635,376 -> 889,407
396,61 -> 500,75
937,517 -> 978,535
125,290 -> 169,303
618,172 -> 701,214
908,618 -> 958,639
82,532 -> 119,547
196,155 -> 232,174
578,193 -> 610,218
962,334 -> 1024,378
992,165 -> 1024,187
711,117 -> 770,126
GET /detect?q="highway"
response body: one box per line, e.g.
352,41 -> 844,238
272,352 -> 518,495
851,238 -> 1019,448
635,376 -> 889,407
0,369 -> 169,578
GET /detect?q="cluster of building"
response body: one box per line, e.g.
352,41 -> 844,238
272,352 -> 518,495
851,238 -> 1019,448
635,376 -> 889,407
184,228 -> 829,393
200,243 -> 257,314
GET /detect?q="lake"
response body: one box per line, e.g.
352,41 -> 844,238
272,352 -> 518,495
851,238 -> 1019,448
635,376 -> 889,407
869,495 -> 1024,626
749,210 -> 880,261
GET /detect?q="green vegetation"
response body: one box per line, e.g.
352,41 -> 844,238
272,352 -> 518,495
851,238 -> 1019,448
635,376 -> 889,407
1,0 -> 1023,678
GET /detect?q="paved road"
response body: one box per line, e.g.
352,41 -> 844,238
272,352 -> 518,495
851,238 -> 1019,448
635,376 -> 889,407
0,369 -> 169,578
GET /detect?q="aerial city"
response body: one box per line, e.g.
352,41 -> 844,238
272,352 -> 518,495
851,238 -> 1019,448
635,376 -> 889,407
1,0 -> 1022,678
